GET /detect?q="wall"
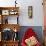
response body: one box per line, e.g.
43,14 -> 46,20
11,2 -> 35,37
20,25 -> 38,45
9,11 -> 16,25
0,0 -> 43,26
18,0 -> 43,26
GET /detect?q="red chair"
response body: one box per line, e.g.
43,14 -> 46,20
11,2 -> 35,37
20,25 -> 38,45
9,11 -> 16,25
21,28 -> 41,46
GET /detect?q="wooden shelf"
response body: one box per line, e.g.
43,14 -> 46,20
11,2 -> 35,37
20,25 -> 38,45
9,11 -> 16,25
0,7 -> 20,46
0,7 -> 19,9
2,40 -> 19,42
1,40 -> 19,46
0,24 -> 20,32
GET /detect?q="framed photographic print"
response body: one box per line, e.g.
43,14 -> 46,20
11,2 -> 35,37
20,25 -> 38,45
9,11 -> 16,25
9,9 -> 18,15
28,6 -> 33,18
2,10 -> 9,15
10,11 -> 14,15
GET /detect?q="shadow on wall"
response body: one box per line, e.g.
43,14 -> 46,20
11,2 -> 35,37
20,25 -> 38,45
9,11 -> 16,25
18,26 -> 43,44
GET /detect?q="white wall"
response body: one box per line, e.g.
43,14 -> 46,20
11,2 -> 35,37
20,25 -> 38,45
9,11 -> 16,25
0,0 -> 43,26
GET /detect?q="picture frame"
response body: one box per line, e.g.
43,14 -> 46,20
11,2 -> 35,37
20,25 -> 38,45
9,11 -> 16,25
9,9 -> 18,15
2,10 -> 9,15
28,6 -> 33,18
